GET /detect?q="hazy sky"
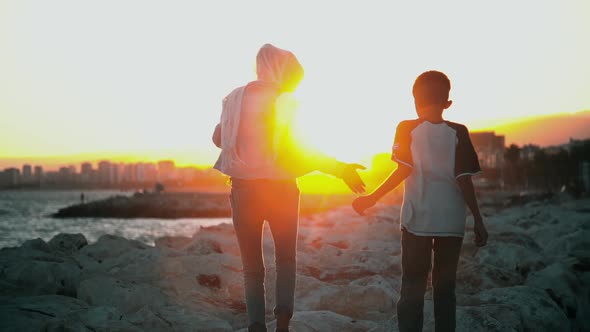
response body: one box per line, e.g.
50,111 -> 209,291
1,0 -> 589,166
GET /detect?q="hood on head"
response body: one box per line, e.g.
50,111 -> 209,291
256,44 -> 304,92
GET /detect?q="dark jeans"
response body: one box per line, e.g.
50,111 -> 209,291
230,178 -> 300,331
397,229 -> 463,332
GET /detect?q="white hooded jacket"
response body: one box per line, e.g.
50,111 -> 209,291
213,44 -> 342,179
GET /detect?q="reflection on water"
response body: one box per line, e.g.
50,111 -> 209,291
0,190 -> 230,248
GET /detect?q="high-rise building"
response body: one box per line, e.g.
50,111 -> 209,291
124,164 -> 136,182
158,160 -> 176,181
98,161 -> 112,184
145,163 -> 158,182
519,144 -> 540,161
22,164 -> 32,183
111,164 -> 121,184
81,162 -> 93,174
34,166 -> 43,183
58,166 -> 75,183
135,163 -> 145,183
470,132 -> 505,169
0,168 -> 20,187
80,162 -> 93,184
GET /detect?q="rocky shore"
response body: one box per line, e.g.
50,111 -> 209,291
2,195 -> 589,331
51,192 -> 359,219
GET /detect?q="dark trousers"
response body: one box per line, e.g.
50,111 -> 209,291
397,229 -> 463,332
230,178 -> 300,331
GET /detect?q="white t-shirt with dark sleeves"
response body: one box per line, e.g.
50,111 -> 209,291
392,119 -> 481,237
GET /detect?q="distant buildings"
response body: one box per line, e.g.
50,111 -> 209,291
158,160 -> 175,181
0,168 -> 20,187
470,131 -> 506,169
80,162 -> 94,184
34,166 -> 43,182
0,159 -> 227,189
81,162 -> 92,174
519,144 -> 540,161
97,161 -> 112,184
22,164 -> 32,183
124,164 -> 136,182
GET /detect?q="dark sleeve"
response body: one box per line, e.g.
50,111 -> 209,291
391,121 -> 414,168
455,125 -> 481,178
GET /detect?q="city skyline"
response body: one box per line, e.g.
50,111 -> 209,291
3,132 -> 589,193
0,158 -> 227,190
2,109 -> 589,171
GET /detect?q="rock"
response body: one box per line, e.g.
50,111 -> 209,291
74,234 -> 157,280
21,238 -> 52,253
375,301 -> 521,332
77,276 -> 166,314
197,274 -> 221,289
298,245 -> 401,282
154,235 -> 192,249
473,286 -> 570,331
425,304 -> 521,332
183,238 -> 223,255
42,318 -> 93,332
48,233 -> 88,255
125,306 -> 172,331
458,304 -> 521,332
78,234 -> 149,263
236,311 -> 377,332
526,258 -> 590,331
68,306 -> 143,332
127,305 -> 233,332
456,260 -> 522,294
296,275 -> 397,320
284,311 -> 377,331
191,224 -> 241,257
545,230 -> 590,256
43,305 -> 146,331
0,295 -> 88,332
474,237 -> 545,278
155,252 -> 243,302
0,255 -> 82,297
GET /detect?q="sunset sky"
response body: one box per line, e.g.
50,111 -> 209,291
1,0 -> 589,169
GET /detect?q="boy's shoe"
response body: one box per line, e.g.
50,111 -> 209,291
248,322 -> 267,332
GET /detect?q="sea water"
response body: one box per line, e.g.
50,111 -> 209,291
0,190 -> 230,248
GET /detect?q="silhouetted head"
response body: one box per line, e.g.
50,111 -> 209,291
256,44 -> 304,92
412,70 -> 452,118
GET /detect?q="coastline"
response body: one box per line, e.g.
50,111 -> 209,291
50,191 -> 366,219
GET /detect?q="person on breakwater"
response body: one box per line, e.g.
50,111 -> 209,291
211,43 -> 366,332
353,70 -> 489,332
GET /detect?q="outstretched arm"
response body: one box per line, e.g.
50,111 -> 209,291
274,98 -> 366,192
298,147 -> 367,194
457,175 -> 487,246
352,165 -> 412,215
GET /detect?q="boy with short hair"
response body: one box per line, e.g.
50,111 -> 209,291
353,70 -> 488,332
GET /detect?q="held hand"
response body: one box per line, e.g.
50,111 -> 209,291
473,215 -> 488,247
340,163 -> 366,194
352,195 -> 376,216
